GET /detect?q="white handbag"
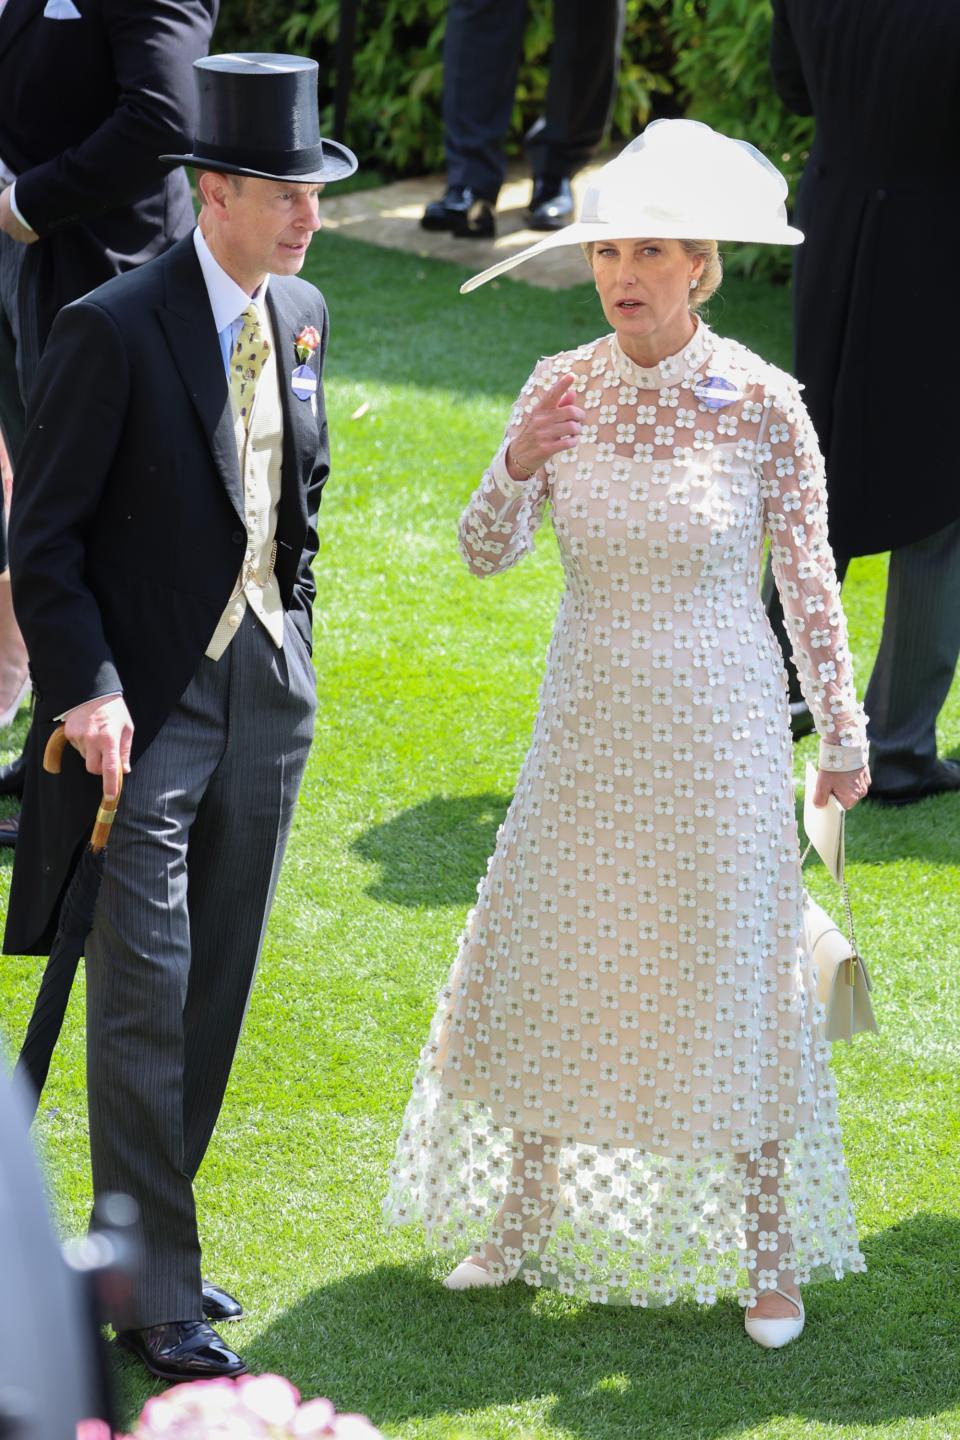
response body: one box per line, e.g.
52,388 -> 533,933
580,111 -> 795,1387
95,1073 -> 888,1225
801,764 -> 878,1043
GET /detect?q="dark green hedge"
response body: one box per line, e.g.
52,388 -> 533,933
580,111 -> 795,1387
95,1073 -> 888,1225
214,0 -> 813,276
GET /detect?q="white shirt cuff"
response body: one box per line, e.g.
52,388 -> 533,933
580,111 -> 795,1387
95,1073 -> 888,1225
54,691 -> 123,722
6,184 -> 33,233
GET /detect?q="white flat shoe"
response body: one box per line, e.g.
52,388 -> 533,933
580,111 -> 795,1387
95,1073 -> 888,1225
744,1288 -> 805,1348
443,1259 -> 508,1290
444,1196 -> 557,1292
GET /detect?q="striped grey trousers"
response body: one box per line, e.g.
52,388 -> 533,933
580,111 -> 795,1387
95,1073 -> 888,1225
763,515 -> 960,789
84,609 -> 316,1329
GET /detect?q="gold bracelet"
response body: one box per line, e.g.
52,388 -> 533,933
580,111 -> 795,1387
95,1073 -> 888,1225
507,443 -> 536,479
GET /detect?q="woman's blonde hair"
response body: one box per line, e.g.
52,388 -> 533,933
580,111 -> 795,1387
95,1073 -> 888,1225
583,238 -> 723,310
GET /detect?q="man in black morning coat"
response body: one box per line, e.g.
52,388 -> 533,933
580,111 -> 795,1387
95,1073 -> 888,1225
0,0 -> 217,434
5,54 -> 357,1383
762,0 -> 960,804
0,0 -> 218,823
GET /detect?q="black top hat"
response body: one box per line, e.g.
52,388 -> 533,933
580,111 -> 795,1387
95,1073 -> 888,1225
160,53 -> 358,185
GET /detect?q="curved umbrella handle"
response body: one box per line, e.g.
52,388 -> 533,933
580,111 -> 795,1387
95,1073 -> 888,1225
42,725 -> 69,774
42,724 -> 123,853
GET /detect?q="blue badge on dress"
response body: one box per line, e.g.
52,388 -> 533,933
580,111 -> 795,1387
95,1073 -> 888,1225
291,365 -> 318,401
694,375 -> 740,412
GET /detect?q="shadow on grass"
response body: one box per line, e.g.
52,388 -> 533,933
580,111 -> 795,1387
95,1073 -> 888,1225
352,793 -> 510,907
245,1214 -> 960,1439
359,774 -> 960,914
358,777 -> 960,914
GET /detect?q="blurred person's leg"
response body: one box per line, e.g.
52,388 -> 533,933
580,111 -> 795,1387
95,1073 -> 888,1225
0,231 -> 31,765
0,416 -> 29,745
525,0 -> 624,228
444,0 -> 527,200
422,0 -> 527,236
0,228 -> 26,470
0,571 -> 29,732
866,517 -> 960,797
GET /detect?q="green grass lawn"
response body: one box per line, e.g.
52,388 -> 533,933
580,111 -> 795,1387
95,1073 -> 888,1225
2,234 -> 959,1440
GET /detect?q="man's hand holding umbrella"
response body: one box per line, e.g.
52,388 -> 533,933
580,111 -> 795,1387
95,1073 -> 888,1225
63,695 -> 134,802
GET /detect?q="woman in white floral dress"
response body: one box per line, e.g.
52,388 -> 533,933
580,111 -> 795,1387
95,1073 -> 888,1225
384,121 -> 871,1348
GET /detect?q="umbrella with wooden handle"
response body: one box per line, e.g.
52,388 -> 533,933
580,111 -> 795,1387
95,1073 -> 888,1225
14,725 -> 122,1120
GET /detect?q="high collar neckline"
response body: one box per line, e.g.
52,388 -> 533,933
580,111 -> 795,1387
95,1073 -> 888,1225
611,319 -> 713,389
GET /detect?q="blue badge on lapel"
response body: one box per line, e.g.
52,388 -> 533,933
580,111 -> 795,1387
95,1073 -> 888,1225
694,375 -> 740,412
291,365 -> 317,401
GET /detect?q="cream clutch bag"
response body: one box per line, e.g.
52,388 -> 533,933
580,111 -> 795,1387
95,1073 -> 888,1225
802,763 -> 878,1043
802,762 -> 845,884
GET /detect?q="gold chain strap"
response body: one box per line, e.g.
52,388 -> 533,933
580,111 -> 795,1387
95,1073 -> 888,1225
838,875 -> 860,985
801,839 -> 860,986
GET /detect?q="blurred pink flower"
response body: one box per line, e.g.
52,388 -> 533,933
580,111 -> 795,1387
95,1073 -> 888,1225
125,1374 -> 383,1439
290,1399 -> 337,1436
142,1379 -> 240,1427
77,1422 -> 125,1440
329,1418 -> 385,1439
237,1375 -> 301,1428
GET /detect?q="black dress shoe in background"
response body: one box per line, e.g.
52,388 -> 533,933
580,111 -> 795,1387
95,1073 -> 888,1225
0,750 -> 25,798
789,701 -> 816,740
868,757 -> 960,806
116,1320 -> 247,1382
527,176 -> 574,231
201,1278 -> 243,1322
421,185 -> 495,239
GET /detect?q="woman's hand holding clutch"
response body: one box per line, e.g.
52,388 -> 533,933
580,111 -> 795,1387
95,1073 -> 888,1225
813,765 -> 870,812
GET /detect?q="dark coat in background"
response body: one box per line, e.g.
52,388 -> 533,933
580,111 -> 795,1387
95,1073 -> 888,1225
4,236 -> 329,957
771,0 -> 960,557
0,0 -> 218,351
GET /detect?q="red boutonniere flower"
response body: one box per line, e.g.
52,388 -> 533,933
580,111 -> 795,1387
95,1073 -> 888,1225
294,325 -> 321,365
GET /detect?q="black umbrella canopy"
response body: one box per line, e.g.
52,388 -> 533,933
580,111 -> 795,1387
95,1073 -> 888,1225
15,850 -> 107,1116
15,728 -> 121,1122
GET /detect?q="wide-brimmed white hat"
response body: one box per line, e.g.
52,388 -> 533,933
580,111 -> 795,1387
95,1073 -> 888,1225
460,118 -> 802,294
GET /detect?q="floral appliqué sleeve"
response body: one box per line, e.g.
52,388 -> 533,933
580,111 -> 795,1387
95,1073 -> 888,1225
758,381 -> 868,772
458,358 -> 556,576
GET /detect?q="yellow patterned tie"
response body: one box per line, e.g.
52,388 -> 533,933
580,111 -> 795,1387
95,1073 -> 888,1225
229,304 -> 270,429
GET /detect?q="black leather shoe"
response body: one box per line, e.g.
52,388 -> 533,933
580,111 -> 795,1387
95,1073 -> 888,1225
421,185 -> 495,239
201,1279 -> 243,1322
528,176 -> 574,231
789,701 -> 816,740
868,757 -> 960,806
0,750 -> 25,798
116,1320 -> 247,1382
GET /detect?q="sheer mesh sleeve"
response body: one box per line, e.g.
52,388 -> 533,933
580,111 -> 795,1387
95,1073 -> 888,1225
758,382 -> 868,772
458,358 -> 554,577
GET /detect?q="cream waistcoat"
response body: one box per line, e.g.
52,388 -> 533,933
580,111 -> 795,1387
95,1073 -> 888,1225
206,303 -> 284,660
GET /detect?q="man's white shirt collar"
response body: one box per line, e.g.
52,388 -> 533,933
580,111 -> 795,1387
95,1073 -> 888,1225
193,226 -> 269,334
